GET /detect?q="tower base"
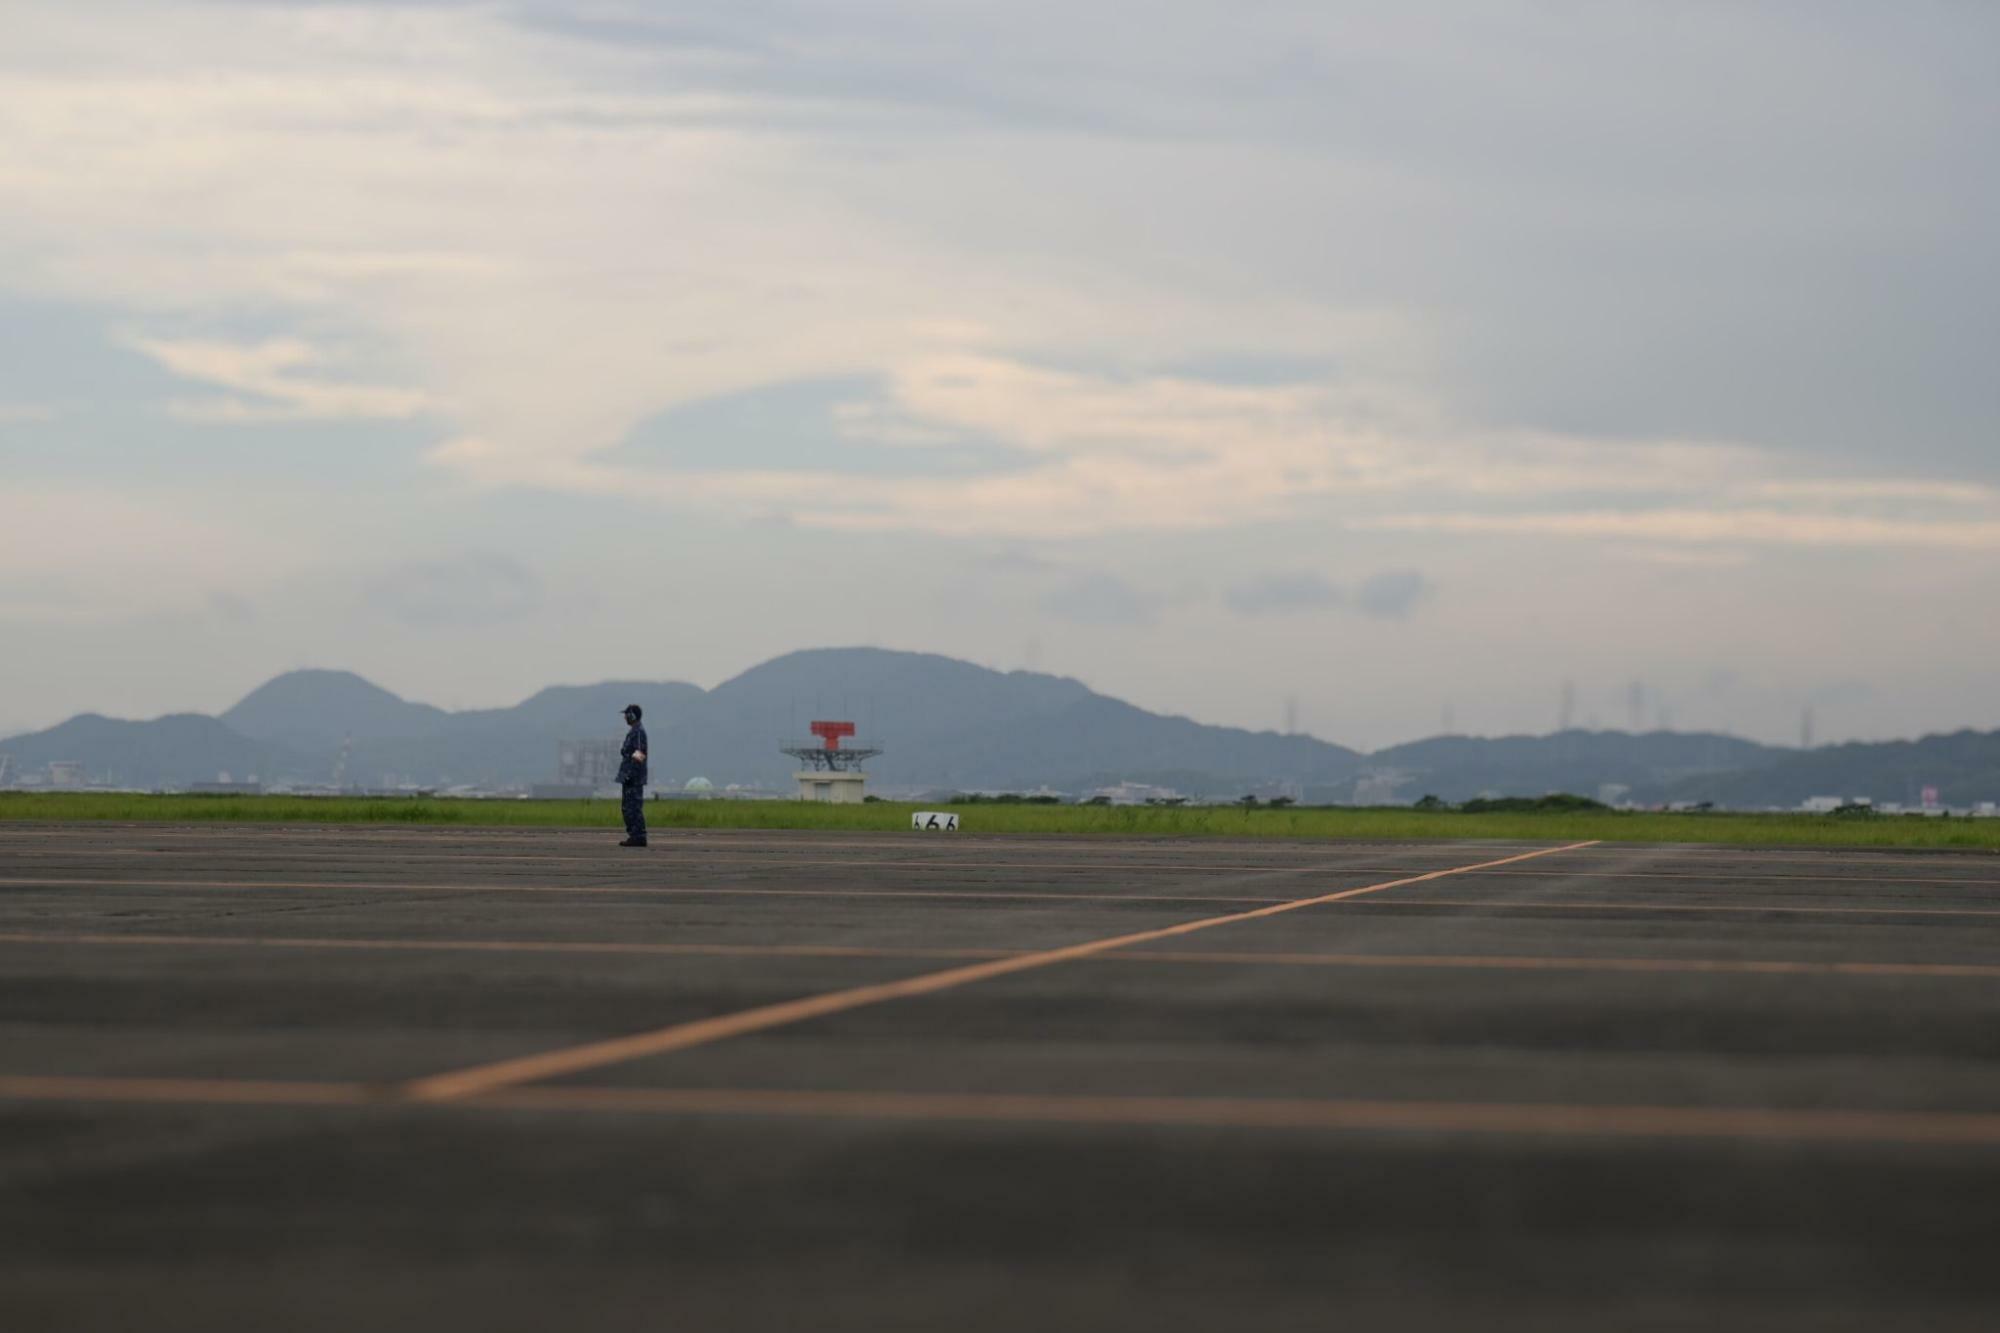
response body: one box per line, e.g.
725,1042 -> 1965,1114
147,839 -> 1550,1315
796,770 -> 868,804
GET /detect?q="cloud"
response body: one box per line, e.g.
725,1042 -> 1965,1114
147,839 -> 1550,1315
537,353 -> 1796,540
1225,572 -> 1342,616
127,335 -> 429,422
0,484 -> 286,621
361,553 -> 541,627
0,403 -> 56,424
1222,569 -> 1433,619
1366,508 -> 2000,551
0,0 -> 1993,556
1355,570 -> 1431,620
1040,573 -> 1157,627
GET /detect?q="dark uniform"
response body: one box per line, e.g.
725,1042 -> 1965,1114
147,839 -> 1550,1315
617,708 -> 649,846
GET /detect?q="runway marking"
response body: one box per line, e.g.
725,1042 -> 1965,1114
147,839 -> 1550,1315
468,1086 -> 2000,1146
1126,950 -> 2000,978
5,929 -> 1999,980
0,850 -> 1404,872
5,1073 -> 2000,1147
0,877 -> 1295,907
400,842 -> 1599,1102
0,1074 -> 374,1107
1449,868 -> 2000,889
1381,897 -> 2000,920
15,849 -> 2000,888
0,931 -> 1013,963
10,877 -> 2000,919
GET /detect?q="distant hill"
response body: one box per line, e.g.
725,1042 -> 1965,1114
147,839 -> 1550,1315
1665,729 -> 2000,809
5,648 -> 1999,805
629,648 -> 1363,792
348,680 -> 709,788
223,669 -> 447,751
0,649 -> 1359,793
0,713 -> 299,789
1368,729 -> 1785,804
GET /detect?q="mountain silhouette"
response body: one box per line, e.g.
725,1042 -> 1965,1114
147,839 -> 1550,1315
5,647 -> 1997,805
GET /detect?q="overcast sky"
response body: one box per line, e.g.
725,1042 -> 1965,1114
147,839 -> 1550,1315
3,0 -> 1996,750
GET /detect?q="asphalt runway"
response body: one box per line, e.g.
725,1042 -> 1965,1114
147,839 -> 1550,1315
2,824 -> 1997,1331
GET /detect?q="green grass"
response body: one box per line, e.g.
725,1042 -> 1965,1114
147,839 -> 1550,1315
3,791 -> 1998,850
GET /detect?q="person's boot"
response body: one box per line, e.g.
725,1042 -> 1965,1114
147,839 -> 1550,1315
619,836 -> 647,847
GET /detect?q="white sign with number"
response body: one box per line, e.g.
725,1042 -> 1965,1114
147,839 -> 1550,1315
911,811 -> 959,832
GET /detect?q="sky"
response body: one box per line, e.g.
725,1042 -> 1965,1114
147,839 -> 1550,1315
3,0 -> 1996,751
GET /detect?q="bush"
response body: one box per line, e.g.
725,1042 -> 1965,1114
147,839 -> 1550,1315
1459,793 -> 1607,814
946,792 -> 1064,805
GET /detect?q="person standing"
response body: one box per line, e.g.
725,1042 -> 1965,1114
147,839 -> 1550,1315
617,703 -> 649,847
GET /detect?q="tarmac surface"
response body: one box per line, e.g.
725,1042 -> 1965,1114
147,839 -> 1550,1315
2,822 -> 1997,1330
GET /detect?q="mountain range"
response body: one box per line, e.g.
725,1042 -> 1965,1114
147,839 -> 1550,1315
4,647 -> 1998,807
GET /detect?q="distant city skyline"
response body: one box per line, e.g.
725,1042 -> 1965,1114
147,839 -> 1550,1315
4,2 -> 1996,752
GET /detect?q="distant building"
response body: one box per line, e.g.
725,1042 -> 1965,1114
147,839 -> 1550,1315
1090,782 -> 1184,806
556,740 -> 620,788
1351,771 -> 1412,805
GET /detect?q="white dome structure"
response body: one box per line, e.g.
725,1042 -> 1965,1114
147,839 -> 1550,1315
684,776 -> 715,793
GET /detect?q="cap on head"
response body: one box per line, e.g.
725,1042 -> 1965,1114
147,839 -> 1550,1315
623,703 -> 643,723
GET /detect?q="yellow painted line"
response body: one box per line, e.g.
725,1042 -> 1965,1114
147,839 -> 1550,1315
0,850 -> 1411,874
1128,949 -> 2000,979
0,877 -> 1290,907
21,849 -> 2000,889
12,879 -> 2000,919
16,847 -> 2000,895
0,1074 -> 372,1106
468,1085 -> 2000,1147
0,931 -> 1012,963
1449,868 -> 2000,889
5,1073 -> 1999,1148
4,930 -> 1998,981
400,842 -> 1600,1102
1385,897 -> 2000,920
